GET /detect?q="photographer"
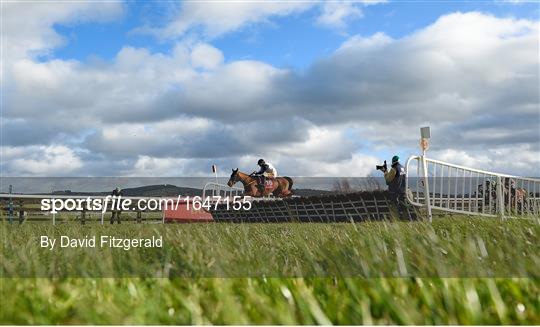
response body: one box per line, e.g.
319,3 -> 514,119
378,156 -> 410,220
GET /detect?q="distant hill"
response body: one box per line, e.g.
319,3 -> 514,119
292,189 -> 335,197
51,184 -> 203,197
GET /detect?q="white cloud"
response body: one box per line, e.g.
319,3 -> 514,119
139,1 -> 385,39
2,10 -> 538,177
222,152 -> 378,177
190,43 -> 224,70
131,156 -> 189,176
338,32 -> 392,50
6,44 -> 197,125
3,145 -> 83,176
179,60 -> 287,118
3,1 -> 124,60
282,153 -> 379,177
435,149 -> 492,168
316,1 -> 363,29
273,127 -> 356,161
432,144 -> 540,176
85,117 -> 214,158
146,2 -> 314,39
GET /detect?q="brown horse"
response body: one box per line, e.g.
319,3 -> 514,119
503,178 -> 529,212
227,169 -> 293,197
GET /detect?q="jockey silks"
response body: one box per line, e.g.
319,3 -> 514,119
257,162 -> 278,177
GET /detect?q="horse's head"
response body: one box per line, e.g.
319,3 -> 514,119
227,168 -> 239,187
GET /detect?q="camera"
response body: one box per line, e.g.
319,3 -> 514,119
376,160 -> 387,172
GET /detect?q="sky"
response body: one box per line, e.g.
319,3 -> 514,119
1,0 -> 539,177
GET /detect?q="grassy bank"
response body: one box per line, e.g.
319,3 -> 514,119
1,218 -> 539,277
1,277 -> 539,324
1,218 -> 539,324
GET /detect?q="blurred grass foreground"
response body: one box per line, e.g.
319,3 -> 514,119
1,217 -> 539,324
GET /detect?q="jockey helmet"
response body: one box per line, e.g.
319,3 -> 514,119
257,159 -> 265,166
392,155 -> 399,163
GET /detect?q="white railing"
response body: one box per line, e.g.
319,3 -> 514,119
201,182 -> 244,201
406,156 -> 540,219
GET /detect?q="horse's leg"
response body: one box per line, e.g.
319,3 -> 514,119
280,187 -> 291,197
251,185 -> 261,197
284,180 -> 293,197
273,186 -> 283,197
275,180 -> 291,197
270,182 -> 281,197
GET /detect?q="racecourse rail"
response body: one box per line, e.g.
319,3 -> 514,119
406,156 -> 540,218
2,156 -> 540,224
0,194 -> 173,224
0,190 -> 402,224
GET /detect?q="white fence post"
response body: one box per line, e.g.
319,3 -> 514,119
421,154 -> 433,222
162,206 -> 165,224
419,126 -> 432,222
496,176 -> 505,219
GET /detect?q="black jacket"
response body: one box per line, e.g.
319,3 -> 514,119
388,162 -> 406,194
256,163 -> 270,175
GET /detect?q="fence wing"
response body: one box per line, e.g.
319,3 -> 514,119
406,156 -> 540,218
202,182 -> 244,200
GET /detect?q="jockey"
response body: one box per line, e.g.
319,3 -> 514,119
255,159 -> 277,177
253,159 -> 277,192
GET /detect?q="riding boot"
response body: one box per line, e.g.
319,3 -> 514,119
256,176 -> 265,194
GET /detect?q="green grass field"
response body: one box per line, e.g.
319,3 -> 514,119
1,218 -> 539,324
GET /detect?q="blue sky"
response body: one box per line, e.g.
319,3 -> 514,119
51,1 -> 538,69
